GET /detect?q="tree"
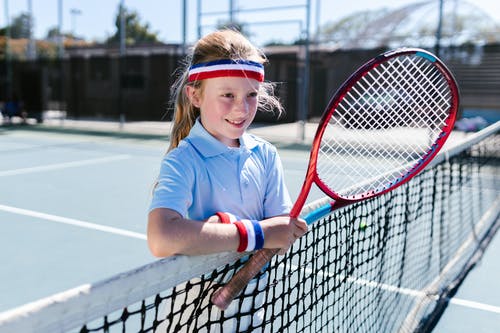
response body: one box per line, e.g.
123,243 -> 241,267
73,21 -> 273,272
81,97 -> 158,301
0,13 -> 31,38
46,27 -> 60,39
10,13 -> 32,39
106,5 -> 159,45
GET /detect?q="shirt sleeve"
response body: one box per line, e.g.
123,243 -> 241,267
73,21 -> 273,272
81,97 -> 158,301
263,145 -> 293,217
149,150 -> 194,217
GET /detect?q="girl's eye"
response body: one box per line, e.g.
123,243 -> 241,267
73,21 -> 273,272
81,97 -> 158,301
222,93 -> 234,98
248,92 -> 258,98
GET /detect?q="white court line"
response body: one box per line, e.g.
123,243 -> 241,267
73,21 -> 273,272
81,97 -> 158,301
450,298 -> 500,314
288,263 -> 500,315
0,155 -> 131,177
344,274 -> 500,315
0,204 -> 146,240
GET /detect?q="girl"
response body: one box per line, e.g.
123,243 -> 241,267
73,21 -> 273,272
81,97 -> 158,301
147,29 -> 307,259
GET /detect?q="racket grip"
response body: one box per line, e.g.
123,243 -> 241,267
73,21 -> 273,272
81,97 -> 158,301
211,248 -> 279,310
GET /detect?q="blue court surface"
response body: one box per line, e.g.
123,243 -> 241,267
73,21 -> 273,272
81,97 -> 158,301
0,127 -> 499,332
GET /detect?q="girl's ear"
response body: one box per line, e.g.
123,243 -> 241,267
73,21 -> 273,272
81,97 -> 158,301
185,85 -> 201,108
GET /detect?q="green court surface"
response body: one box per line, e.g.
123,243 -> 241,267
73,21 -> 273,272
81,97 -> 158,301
0,128 -> 498,332
0,128 -> 313,312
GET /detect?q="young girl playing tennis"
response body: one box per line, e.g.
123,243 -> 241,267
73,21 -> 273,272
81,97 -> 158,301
147,29 -> 307,258
148,29 -> 307,332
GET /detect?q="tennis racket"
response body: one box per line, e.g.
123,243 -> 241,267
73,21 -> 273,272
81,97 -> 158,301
211,47 -> 459,310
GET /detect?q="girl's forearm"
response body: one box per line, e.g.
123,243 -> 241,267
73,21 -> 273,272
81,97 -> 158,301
147,209 -> 239,257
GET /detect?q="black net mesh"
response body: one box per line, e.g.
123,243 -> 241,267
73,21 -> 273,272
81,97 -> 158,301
77,133 -> 499,333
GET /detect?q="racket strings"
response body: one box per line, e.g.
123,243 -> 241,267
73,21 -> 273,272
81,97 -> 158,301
376,58 -> 438,125
318,54 -> 454,198
373,56 -> 449,129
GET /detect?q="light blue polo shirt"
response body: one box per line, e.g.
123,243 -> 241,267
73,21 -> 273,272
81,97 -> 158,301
149,119 -> 292,221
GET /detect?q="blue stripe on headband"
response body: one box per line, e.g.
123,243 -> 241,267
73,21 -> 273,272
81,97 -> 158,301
189,59 -> 264,70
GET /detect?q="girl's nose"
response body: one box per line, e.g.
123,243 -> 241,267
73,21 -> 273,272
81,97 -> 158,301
234,98 -> 249,114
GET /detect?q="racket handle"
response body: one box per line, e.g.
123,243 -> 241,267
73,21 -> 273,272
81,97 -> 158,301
211,248 -> 279,310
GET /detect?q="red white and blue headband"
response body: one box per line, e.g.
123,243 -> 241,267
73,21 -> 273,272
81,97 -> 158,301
188,59 -> 265,82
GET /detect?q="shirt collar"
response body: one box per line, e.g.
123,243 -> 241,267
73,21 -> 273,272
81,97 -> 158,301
186,118 -> 259,157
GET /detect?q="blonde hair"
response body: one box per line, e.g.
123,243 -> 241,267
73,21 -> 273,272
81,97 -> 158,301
167,29 -> 284,151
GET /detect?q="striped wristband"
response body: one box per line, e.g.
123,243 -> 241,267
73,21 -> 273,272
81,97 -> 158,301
215,212 -> 265,252
215,212 -> 239,224
238,219 -> 265,252
233,221 -> 248,252
252,220 -> 265,250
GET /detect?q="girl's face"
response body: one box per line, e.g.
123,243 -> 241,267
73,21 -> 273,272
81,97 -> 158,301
187,77 -> 260,147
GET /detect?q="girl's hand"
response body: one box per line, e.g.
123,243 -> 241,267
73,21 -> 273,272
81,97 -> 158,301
259,216 -> 308,255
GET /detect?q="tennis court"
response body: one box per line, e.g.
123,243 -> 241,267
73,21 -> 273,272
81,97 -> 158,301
0,125 -> 318,311
0,129 -> 159,311
0,122 -> 499,332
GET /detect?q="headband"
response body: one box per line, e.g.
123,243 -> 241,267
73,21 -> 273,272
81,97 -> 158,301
188,59 -> 265,82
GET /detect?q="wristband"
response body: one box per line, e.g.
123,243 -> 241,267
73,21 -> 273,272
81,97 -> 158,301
252,220 -> 265,250
241,220 -> 256,252
215,212 -> 247,252
215,212 -> 239,224
239,219 -> 265,252
215,212 -> 264,252
233,221 -> 248,252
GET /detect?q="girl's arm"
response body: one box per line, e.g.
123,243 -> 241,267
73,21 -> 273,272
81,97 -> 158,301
147,208 -> 307,257
147,208 -> 239,257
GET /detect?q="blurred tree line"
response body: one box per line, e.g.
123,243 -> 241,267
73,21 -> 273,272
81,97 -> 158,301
0,2 -> 498,60
0,4 -> 160,60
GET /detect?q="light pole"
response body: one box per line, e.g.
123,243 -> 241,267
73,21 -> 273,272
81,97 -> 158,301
435,0 -> 444,57
27,0 -> 36,60
70,8 -> 82,37
119,0 -> 126,55
4,0 -> 12,97
57,0 -> 63,58
119,0 -> 126,127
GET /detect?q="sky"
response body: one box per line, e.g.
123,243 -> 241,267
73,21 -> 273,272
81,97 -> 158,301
0,0 -> 499,46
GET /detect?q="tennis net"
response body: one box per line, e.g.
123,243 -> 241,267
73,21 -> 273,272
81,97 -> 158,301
0,122 -> 499,333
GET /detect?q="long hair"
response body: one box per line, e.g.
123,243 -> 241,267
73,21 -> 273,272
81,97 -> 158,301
167,29 -> 284,152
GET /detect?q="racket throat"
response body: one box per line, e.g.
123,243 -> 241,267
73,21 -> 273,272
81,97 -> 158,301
331,200 -> 350,210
